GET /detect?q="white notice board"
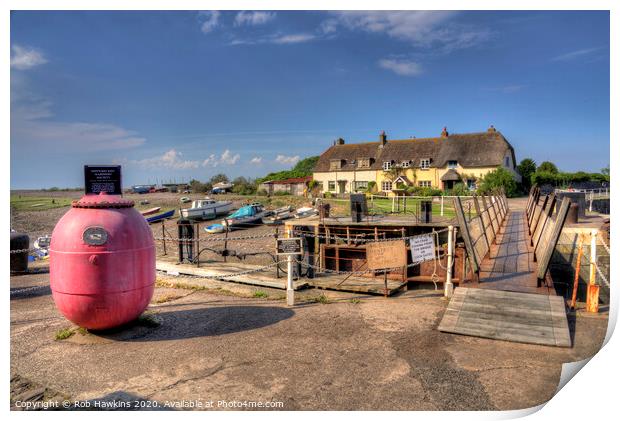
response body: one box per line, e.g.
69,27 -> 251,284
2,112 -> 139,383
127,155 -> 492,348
410,234 -> 435,263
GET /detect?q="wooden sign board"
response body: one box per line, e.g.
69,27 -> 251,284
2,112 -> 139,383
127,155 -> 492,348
276,238 -> 303,256
366,240 -> 407,270
84,165 -> 122,195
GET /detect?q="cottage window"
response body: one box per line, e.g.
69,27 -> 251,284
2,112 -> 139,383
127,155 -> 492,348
401,160 -> 410,168
448,160 -> 458,169
420,158 -> 431,169
467,179 -> 477,190
505,156 -> 510,168
330,160 -> 342,170
419,181 -> 432,188
382,161 -> 392,171
381,181 -> 393,191
354,181 -> 368,191
328,181 -> 336,191
357,158 -> 370,169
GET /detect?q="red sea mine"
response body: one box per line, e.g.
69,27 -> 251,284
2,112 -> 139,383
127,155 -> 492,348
49,192 -> 155,330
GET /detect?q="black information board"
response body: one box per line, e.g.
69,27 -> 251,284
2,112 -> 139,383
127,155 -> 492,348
84,165 -> 122,195
276,238 -> 302,256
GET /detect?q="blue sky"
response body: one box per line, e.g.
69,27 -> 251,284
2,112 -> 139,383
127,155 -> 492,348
10,10 -> 609,189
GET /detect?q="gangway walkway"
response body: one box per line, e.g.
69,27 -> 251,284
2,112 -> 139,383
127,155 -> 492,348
439,190 -> 572,347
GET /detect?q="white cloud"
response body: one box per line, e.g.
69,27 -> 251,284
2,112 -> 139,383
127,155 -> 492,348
271,33 -> 316,44
319,19 -> 339,35
551,47 -> 604,62
129,149 -> 200,170
11,82 -> 147,152
331,11 -> 489,52
202,149 -> 241,167
234,11 -> 276,26
10,45 -> 47,70
275,154 -> 300,165
250,156 -> 263,164
198,11 -> 220,33
221,149 -> 240,164
378,58 -> 423,76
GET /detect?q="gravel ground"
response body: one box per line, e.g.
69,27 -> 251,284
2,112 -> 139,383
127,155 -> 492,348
10,271 -> 608,411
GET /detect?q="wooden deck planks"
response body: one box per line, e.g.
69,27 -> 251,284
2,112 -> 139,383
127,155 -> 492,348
308,275 -> 406,296
438,288 -> 571,347
476,210 -> 550,295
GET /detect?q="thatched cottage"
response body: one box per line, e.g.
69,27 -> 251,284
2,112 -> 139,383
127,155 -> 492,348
312,126 -> 520,195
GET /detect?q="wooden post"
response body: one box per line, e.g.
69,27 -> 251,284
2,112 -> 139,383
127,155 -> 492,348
587,229 -> 599,313
570,234 -> 584,310
161,220 -> 167,256
441,196 -> 444,216
530,194 -> 549,238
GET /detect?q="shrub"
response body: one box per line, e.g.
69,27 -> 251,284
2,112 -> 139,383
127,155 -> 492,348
478,167 -> 518,197
256,188 -> 268,196
447,183 -> 472,197
273,190 -> 291,196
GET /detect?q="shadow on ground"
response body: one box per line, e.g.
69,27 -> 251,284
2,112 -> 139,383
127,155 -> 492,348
89,305 -> 295,342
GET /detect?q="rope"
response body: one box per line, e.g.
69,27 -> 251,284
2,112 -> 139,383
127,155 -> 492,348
294,258 -> 425,276
10,284 -> 49,297
599,235 -> 610,255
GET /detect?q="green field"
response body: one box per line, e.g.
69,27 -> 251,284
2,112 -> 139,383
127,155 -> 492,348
322,196 -> 467,219
10,195 -> 74,211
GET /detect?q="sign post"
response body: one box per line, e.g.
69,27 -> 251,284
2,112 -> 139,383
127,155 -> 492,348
84,165 -> 122,195
276,233 -> 303,306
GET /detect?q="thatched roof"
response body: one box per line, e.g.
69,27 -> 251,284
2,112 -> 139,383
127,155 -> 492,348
314,128 -> 516,172
441,169 -> 461,181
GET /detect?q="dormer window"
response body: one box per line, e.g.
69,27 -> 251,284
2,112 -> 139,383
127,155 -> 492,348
383,161 -> 392,171
401,160 -> 411,168
358,157 -> 371,169
330,159 -> 343,170
448,160 -> 458,169
420,158 -> 431,169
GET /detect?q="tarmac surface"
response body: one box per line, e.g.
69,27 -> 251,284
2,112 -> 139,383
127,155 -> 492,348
10,268 -> 608,411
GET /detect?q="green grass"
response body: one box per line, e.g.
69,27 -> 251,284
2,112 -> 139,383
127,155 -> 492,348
55,327 -> 75,340
350,298 -> 361,304
253,290 -> 269,298
10,195 -> 74,211
312,294 -> 331,304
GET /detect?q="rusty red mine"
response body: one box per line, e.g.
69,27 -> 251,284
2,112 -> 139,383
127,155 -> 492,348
50,192 -> 155,330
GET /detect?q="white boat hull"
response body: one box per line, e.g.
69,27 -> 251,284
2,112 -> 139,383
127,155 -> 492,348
181,202 -> 233,220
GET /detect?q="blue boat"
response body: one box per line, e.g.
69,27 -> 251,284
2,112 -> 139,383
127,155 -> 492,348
146,209 -> 175,223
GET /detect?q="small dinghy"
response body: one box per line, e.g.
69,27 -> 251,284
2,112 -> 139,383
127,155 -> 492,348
294,206 -> 319,219
262,206 -> 294,225
204,223 -> 227,234
146,209 -> 175,223
140,207 -> 161,216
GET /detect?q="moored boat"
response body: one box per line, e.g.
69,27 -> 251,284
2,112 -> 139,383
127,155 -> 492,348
180,198 -> 233,220
146,209 -> 175,223
221,203 -> 266,229
140,207 -> 161,216
262,206 -> 294,225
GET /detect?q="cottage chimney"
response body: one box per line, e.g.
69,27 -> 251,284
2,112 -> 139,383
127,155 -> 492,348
335,137 -> 345,145
379,130 -> 387,148
488,125 -> 497,133
441,127 -> 449,138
